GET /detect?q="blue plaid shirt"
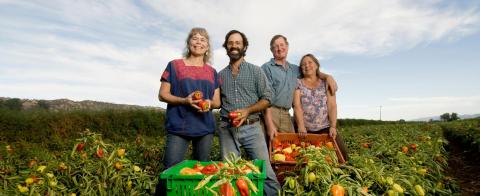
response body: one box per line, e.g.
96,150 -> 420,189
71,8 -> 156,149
261,58 -> 300,109
219,61 -> 273,119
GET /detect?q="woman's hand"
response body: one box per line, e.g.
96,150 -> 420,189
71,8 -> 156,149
197,99 -> 211,113
298,127 -> 307,138
329,127 -> 337,139
185,92 -> 201,110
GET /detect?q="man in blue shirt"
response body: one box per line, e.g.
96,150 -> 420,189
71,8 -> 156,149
261,35 -> 338,140
218,30 -> 281,196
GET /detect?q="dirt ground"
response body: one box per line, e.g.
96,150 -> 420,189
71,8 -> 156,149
445,137 -> 480,196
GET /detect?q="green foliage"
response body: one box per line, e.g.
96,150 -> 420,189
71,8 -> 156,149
0,109 -> 166,144
337,118 -> 410,127
441,119 -> 480,153
342,124 -> 457,195
0,98 -> 23,110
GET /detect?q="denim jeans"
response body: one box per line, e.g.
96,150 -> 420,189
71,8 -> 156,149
218,120 -> 281,196
155,133 -> 213,196
163,133 -> 213,168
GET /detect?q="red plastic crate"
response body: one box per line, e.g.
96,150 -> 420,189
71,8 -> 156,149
269,133 -> 345,183
269,133 -> 345,164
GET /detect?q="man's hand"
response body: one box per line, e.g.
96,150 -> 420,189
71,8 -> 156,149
325,76 -> 338,96
267,124 -> 278,141
232,108 -> 250,127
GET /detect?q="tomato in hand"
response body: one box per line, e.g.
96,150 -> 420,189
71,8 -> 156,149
198,100 -> 210,111
192,91 -> 203,100
228,112 -> 242,119
232,119 -> 241,127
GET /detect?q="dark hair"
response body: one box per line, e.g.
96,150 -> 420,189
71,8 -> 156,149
183,27 -> 212,63
299,53 -> 321,78
222,30 -> 249,56
270,35 -> 289,50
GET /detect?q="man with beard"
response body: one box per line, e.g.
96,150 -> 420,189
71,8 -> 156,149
218,30 -> 280,195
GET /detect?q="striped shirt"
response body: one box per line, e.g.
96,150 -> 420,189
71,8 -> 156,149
219,60 -> 273,119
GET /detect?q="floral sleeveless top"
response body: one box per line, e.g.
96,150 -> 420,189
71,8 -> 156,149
296,79 -> 330,131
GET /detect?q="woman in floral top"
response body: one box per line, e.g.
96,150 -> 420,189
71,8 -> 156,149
293,54 -> 348,160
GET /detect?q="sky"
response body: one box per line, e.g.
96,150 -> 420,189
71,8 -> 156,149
1,0 -> 479,121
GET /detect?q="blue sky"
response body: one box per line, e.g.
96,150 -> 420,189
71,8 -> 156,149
1,0 -> 479,120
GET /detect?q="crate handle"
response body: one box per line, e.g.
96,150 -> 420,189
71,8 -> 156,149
166,178 -> 173,190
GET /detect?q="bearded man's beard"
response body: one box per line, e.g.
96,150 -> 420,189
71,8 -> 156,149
227,47 -> 245,61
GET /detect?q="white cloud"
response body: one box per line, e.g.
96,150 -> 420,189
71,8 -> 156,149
1,0 -> 479,120
148,0 -> 480,59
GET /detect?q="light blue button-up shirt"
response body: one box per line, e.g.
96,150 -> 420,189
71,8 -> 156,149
261,58 -> 300,109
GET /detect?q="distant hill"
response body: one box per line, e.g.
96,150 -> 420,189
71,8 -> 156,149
411,113 -> 480,121
0,97 -> 163,111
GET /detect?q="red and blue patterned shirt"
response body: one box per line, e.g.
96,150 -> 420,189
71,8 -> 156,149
161,59 -> 220,137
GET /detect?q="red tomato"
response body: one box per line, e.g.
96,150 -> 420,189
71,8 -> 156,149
331,184 -> 345,196
272,139 -> 282,149
200,164 -> 218,175
312,141 -> 322,147
96,147 -> 104,158
76,143 -> 86,152
236,178 -> 250,196
326,142 -> 334,149
402,146 -> 409,153
232,119 -> 241,127
228,112 -> 242,119
362,143 -> 369,148
192,91 -> 203,100
198,100 -> 210,111
220,182 -> 235,196
409,143 -> 417,151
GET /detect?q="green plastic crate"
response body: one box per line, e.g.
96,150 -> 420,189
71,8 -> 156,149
160,159 -> 266,196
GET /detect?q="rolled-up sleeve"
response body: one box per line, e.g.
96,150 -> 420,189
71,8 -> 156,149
256,67 -> 273,103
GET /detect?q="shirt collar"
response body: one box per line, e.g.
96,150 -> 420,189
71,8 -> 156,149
228,59 -> 246,70
270,58 -> 292,68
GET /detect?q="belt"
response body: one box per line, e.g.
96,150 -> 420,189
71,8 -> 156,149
221,117 -> 260,126
272,105 -> 290,111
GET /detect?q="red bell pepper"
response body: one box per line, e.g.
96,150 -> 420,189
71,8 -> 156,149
236,178 -> 250,196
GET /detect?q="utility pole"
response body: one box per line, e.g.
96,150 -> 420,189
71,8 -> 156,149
379,106 -> 382,121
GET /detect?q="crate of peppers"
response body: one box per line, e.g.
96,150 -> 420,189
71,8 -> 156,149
160,153 -> 266,196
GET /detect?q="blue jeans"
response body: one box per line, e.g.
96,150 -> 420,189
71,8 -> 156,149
163,133 -> 213,168
155,133 -> 214,196
218,121 -> 281,196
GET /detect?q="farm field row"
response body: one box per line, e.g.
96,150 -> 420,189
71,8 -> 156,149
2,121 -> 476,195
